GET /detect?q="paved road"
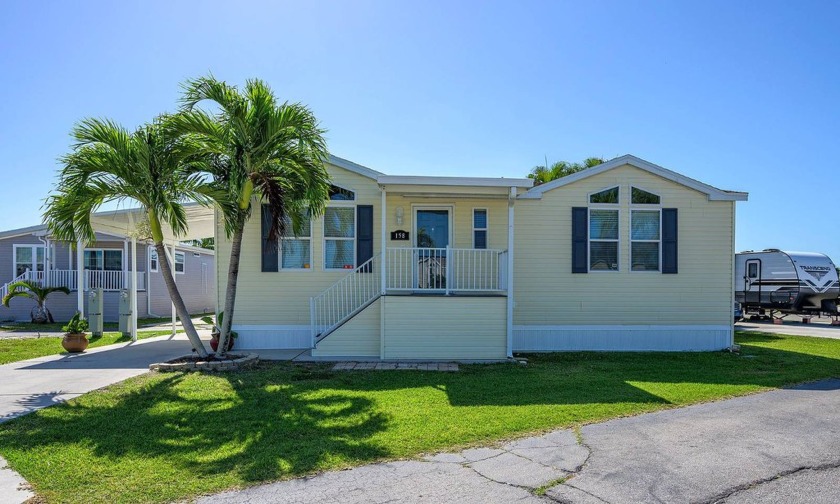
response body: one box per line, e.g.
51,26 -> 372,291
737,317 -> 840,339
201,379 -> 840,504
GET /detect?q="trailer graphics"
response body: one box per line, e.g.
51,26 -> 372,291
735,249 -> 839,317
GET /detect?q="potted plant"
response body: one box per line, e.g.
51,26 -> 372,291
201,312 -> 237,352
1,280 -> 70,323
61,312 -> 90,353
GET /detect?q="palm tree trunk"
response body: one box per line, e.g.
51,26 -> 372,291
155,243 -> 208,358
217,224 -> 244,357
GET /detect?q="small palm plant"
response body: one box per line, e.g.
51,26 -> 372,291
1,280 -> 70,323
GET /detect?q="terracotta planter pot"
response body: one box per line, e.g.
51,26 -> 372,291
62,333 -> 89,353
210,336 -> 234,352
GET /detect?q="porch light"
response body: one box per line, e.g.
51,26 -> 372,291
395,206 -> 404,226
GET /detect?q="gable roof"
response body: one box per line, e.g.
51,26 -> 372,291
328,155 -> 384,180
519,154 -> 748,201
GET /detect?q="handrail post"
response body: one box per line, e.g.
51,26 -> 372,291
445,246 -> 451,295
310,297 -> 316,348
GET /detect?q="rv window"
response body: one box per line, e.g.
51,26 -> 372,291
747,262 -> 758,278
589,209 -> 619,271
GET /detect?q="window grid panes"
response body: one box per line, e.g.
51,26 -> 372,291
174,252 -> 185,273
14,246 -> 45,276
589,209 -> 619,271
473,209 -> 487,249
631,210 -> 660,271
281,215 -> 312,269
324,207 -> 356,269
83,250 -> 123,271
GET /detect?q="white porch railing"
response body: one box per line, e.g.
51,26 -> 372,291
310,254 -> 381,343
26,270 -> 146,291
384,247 -> 507,293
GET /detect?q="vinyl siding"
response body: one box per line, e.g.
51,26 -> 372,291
513,164 -> 735,327
312,298 -> 381,357
216,163 -> 382,326
382,296 -> 506,360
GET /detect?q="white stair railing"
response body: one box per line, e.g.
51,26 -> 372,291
0,271 -> 31,301
310,254 -> 381,344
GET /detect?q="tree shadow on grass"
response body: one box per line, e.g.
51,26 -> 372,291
0,370 -> 390,497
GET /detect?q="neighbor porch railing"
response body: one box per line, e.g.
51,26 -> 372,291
26,270 -> 146,291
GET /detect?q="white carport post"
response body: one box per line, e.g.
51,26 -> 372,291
380,188 -> 387,295
170,243 -> 177,336
76,240 -> 85,318
506,186 -> 515,359
130,236 -> 138,341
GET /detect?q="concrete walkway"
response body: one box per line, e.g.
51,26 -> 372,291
737,317 -> 840,339
0,333 -> 203,504
200,379 -> 840,504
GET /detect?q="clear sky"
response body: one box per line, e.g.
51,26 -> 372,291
1,1 -> 838,260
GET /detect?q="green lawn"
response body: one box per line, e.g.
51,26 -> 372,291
0,331 -> 838,503
0,331 -> 177,365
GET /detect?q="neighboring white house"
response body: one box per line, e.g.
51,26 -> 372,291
216,154 -> 747,359
0,205 -> 216,332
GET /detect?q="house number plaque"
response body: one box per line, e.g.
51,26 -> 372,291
390,230 -> 409,241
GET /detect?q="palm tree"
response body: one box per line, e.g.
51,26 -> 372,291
528,157 -> 606,185
2,280 -> 70,323
44,117 -> 211,357
176,76 -> 330,355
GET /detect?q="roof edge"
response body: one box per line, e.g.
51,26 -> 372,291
328,155 -> 384,180
520,154 -> 748,201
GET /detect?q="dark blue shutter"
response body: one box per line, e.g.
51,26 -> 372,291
261,205 -> 279,272
572,207 -> 588,273
356,205 -> 374,272
662,208 -> 678,274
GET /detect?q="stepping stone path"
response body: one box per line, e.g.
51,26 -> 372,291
332,362 -> 459,371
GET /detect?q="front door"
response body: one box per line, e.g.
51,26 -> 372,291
414,208 -> 451,289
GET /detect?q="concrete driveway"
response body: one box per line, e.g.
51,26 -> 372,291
201,379 -> 840,504
0,334 -> 199,422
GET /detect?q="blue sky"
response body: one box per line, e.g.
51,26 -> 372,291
1,1 -> 838,260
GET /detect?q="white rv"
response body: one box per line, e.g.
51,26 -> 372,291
735,250 -> 839,317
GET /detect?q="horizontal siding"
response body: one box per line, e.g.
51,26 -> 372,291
383,296 -> 506,360
216,164 -> 382,326
514,164 -> 735,326
313,298 -> 381,357
513,325 -> 732,352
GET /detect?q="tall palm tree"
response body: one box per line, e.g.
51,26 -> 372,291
2,280 -> 70,323
44,117 -> 211,357
176,76 -> 330,355
528,157 -> 606,185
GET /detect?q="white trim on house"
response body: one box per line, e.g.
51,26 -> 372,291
233,324 -> 312,349
328,155 -> 384,180
520,154 -> 749,201
513,325 -> 733,352
379,175 -> 533,188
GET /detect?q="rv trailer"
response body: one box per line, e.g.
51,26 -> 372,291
735,250 -> 839,318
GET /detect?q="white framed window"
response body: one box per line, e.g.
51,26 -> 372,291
473,209 -> 488,249
589,209 -> 619,271
324,206 -> 356,270
83,249 -> 123,271
149,249 -> 159,273
281,214 -> 312,270
174,251 -> 185,274
588,186 -> 620,271
631,210 -> 661,271
13,245 -> 45,277
630,187 -> 661,272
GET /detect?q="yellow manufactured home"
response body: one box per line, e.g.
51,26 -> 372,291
216,154 -> 747,359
